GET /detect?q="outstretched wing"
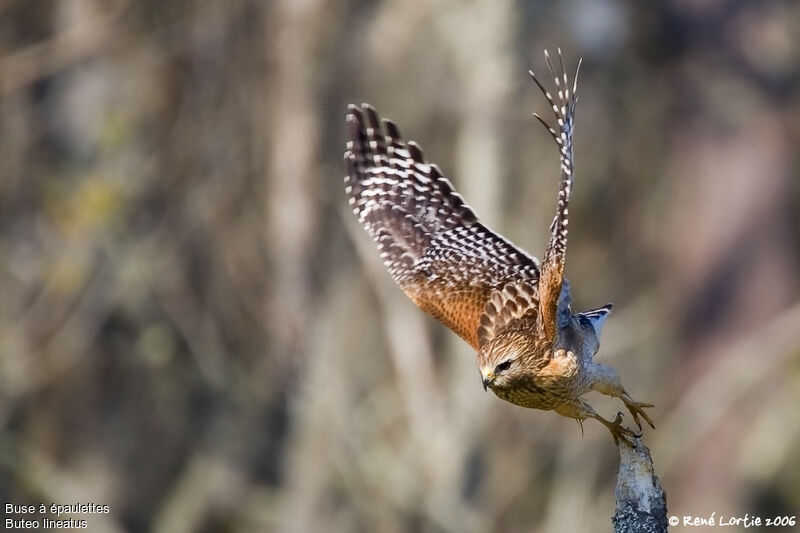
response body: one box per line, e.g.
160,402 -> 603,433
345,104 -> 540,349
529,49 -> 580,341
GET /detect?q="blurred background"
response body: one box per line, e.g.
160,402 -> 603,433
1,0 -> 799,532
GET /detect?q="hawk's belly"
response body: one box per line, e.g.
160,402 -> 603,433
493,384 -> 570,410
492,371 -> 589,410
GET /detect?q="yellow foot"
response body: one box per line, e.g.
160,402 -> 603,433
621,393 -> 655,430
595,411 -> 640,447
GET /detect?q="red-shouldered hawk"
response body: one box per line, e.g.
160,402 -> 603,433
344,50 -> 653,445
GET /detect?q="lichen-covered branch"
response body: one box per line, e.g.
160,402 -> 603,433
613,439 -> 668,533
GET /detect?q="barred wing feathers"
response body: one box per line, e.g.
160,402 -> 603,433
530,49 -> 580,341
345,104 -> 540,349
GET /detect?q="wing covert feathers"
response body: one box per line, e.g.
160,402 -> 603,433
477,281 -> 539,347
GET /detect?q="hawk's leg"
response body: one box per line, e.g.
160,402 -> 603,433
587,362 -> 655,430
555,398 -> 640,447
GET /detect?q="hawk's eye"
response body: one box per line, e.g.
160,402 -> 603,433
495,360 -> 512,373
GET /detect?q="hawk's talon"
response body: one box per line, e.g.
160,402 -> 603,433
595,412 -> 640,447
622,395 -> 655,431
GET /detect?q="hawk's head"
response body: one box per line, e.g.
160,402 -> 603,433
477,331 -> 540,392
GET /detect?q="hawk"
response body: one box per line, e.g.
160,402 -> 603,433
344,50 -> 653,445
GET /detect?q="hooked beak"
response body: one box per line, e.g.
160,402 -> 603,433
481,368 -> 495,391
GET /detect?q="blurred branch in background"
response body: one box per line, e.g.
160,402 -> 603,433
0,0 -> 799,532
0,0 -> 130,97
